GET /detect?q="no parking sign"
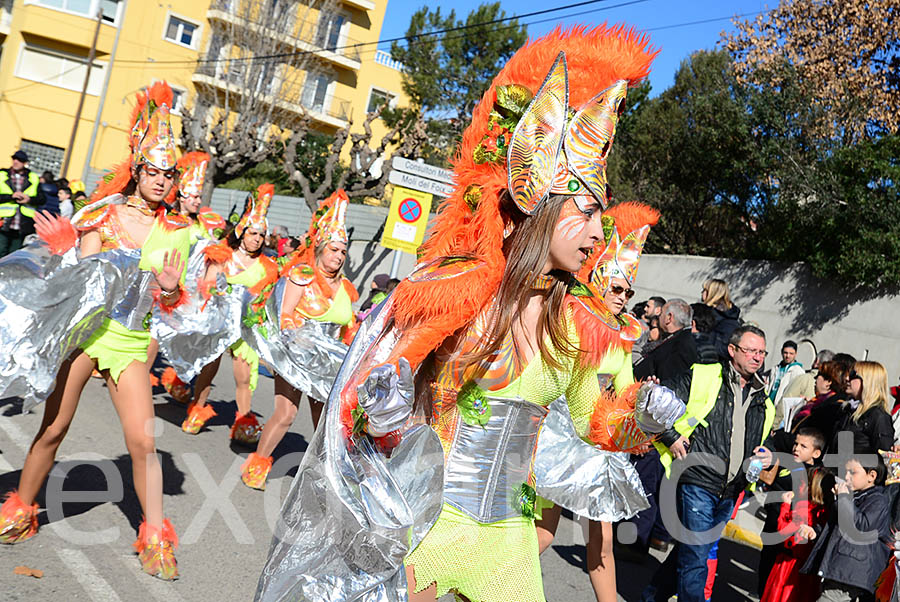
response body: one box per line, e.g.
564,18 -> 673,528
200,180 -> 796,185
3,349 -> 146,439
381,186 -> 432,254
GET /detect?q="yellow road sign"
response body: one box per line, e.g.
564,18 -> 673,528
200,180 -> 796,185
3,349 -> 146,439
381,186 -> 432,254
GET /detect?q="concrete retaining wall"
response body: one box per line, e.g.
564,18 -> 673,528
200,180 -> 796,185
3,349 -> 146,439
633,254 -> 900,385
209,186 -> 899,384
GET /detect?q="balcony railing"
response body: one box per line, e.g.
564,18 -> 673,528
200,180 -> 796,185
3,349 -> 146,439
301,31 -> 361,63
192,71 -> 351,129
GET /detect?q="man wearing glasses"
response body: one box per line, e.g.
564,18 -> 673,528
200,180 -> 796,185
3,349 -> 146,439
641,324 -> 776,602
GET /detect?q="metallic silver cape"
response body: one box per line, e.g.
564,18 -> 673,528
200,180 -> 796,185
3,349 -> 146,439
152,239 -> 246,381
255,299 -> 445,602
243,277 -> 350,401
533,397 -> 649,522
0,243 -> 139,410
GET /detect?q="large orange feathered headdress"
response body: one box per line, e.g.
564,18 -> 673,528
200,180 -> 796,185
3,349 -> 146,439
92,81 -> 177,201
386,25 -> 657,370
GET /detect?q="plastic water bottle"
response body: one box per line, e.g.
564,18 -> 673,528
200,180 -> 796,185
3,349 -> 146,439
746,457 -> 764,484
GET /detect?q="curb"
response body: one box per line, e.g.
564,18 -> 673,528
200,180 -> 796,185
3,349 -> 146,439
722,520 -> 763,550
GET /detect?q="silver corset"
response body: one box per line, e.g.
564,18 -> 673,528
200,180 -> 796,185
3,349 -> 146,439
442,397 -> 548,523
104,248 -> 154,331
109,249 -> 154,330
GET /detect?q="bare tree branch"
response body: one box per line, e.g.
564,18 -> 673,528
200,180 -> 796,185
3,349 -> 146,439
181,0 -> 340,201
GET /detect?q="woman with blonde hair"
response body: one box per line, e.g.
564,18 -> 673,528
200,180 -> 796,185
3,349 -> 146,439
836,360 -> 893,454
701,277 -> 741,358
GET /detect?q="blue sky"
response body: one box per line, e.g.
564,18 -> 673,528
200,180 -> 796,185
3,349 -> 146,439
378,0 -> 772,94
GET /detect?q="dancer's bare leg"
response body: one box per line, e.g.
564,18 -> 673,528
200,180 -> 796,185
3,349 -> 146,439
405,564 -> 438,602
106,360 -> 163,528
536,503 -> 562,554
255,375 -> 300,458
308,398 -> 323,430
231,355 -> 252,416
17,351 -> 95,504
587,520 -> 617,602
192,355 -> 222,409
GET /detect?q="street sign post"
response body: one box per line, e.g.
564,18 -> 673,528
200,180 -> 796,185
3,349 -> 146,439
381,185 -> 433,256
388,170 -> 454,198
392,157 -> 454,184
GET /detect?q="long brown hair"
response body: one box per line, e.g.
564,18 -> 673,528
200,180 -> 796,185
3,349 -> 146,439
461,193 -> 580,374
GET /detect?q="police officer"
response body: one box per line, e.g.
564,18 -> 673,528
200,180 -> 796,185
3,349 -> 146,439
0,150 -> 45,256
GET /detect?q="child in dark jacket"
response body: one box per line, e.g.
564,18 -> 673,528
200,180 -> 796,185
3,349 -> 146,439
801,453 -> 892,601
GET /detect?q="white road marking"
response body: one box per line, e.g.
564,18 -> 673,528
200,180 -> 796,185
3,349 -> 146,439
57,548 -> 123,602
0,454 -> 14,472
0,413 -> 33,452
119,553 -> 188,602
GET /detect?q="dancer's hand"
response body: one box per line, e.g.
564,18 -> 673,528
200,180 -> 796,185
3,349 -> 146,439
151,250 -> 185,295
357,357 -> 414,437
34,210 -> 77,255
635,383 -> 686,433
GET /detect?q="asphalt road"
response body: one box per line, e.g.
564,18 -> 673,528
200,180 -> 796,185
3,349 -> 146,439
0,360 -> 761,601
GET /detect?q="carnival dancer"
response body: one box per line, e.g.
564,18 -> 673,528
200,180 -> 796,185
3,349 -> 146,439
154,150 -> 223,399
536,202 -> 659,602
172,151 -> 224,241
240,189 -> 357,489
181,183 -> 279,445
0,82 -> 190,579
255,25 -> 684,602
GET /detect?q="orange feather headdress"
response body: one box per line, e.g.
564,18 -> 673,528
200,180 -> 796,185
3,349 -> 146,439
235,183 -> 274,237
387,25 -> 658,369
92,81 -> 177,201
177,151 -> 210,198
578,201 -> 660,293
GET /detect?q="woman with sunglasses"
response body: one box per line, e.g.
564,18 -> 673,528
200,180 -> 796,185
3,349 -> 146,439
832,361 -> 894,454
535,202 -> 660,602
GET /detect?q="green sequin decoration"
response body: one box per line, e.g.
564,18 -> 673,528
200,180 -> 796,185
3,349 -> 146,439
567,179 -> 579,192
514,483 -> 537,519
457,381 -> 491,427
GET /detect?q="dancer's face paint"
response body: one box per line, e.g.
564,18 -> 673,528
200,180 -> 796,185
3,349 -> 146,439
137,166 -> 176,203
545,195 -> 603,274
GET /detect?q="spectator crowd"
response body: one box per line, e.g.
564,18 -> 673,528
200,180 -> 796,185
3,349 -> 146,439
626,278 -> 900,602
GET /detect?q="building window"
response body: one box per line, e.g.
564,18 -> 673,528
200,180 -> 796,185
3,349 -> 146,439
366,88 -> 395,114
170,87 -> 187,114
20,140 -> 65,176
100,0 -> 120,23
164,15 -> 199,48
15,44 -> 104,95
34,0 -> 121,24
301,73 -> 330,113
315,12 -> 346,50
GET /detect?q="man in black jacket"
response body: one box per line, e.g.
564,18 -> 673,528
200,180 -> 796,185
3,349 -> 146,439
640,324 -> 776,602
635,298 -> 697,382
0,150 -> 45,256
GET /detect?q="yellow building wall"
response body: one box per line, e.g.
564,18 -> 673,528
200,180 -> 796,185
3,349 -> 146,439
0,0 -> 206,179
0,0 -> 408,182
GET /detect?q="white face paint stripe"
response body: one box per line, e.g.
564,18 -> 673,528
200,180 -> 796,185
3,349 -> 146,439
558,215 -> 587,241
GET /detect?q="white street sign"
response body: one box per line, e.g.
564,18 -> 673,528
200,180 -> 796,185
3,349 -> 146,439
392,157 -> 454,184
388,170 -> 454,198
